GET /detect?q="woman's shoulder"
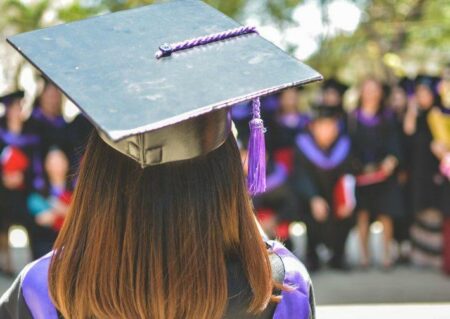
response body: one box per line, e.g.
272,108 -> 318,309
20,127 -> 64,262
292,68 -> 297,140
0,252 -> 59,319
267,240 -> 315,319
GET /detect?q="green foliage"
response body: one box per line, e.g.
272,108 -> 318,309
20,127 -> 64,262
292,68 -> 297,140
0,0 -> 50,32
308,0 -> 450,83
58,3 -> 101,23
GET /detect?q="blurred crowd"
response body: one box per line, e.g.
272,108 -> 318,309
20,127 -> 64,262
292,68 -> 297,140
1,67 -> 450,277
0,77 -> 93,276
235,66 -> 450,274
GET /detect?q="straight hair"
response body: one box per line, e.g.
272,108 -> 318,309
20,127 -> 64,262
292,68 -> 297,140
49,132 -> 273,319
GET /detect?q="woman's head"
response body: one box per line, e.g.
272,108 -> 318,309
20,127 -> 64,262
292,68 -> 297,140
279,88 -> 300,115
389,86 -> 408,115
45,148 -> 69,185
309,117 -> 340,149
360,78 -> 384,112
49,132 -> 272,319
5,97 -> 23,123
415,84 -> 436,110
38,82 -> 62,117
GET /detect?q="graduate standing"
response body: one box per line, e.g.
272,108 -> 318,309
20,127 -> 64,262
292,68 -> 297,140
405,75 -> 450,268
0,1 -> 322,318
404,75 -> 444,268
388,79 -> 413,261
349,78 -> 403,270
293,105 -> 355,271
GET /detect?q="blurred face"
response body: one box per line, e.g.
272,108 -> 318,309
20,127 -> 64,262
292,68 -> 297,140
6,99 -> 23,123
415,85 -> 434,110
45,149 -> 69,183
389,87 -> 407,114
40,84 -> 62,117
323,88 -> 342,107
361,79 -> 383,111
310,118 -> 339,149
2,171 -> 25,190
279,88 -> 299,114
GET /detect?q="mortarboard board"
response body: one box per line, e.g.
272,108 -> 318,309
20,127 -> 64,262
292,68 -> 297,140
0,91 -> 25,107
7,0 -> 322,193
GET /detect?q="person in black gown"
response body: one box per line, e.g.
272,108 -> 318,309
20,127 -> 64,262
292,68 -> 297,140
349,78 -> 403,269
292,104 -> 356,271
388,79 -> 414,262
404,75 -> 445,268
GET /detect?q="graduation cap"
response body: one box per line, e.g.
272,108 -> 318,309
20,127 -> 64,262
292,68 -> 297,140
310,104 -> 343,120
322,78 -> 348,96
7,0 -> 322,194
0,91 -> 25,107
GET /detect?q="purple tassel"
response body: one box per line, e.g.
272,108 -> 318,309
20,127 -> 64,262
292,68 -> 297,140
247,97 -> 266,195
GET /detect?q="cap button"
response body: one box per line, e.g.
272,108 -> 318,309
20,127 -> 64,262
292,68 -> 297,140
159,43 -> 173,57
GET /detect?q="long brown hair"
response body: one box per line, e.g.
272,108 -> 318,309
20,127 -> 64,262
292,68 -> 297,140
49,132 -> 273,319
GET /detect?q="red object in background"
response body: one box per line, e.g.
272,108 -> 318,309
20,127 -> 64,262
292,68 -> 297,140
1,146 -> 29,173
59,190 -> 72,205
355,169 -> 388,186
52,190 -> 73,231
257,208 -> 276,224
52,216 -> 65,232
257,208 -> 291,241
443,218 -> 450,275
273,147 -> 294,174
276,221 -> 290,241
333,175 -> 356,219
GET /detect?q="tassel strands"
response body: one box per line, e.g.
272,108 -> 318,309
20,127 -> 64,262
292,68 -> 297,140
247,97 -> 266,196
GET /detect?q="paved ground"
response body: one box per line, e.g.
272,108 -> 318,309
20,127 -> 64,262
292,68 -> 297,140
317,304 -> 450,319
312,266 -> 450,305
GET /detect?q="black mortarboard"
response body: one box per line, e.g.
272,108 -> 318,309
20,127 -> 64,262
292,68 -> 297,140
322,78 -> 348,96
7,0 -> 321,194
310,104 -> 343,120
0,91 -> 25,107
